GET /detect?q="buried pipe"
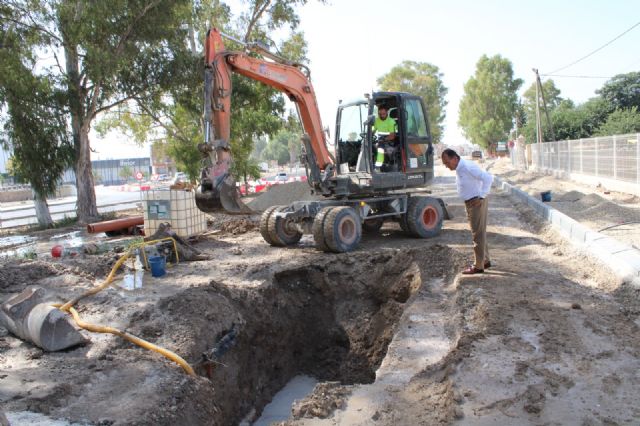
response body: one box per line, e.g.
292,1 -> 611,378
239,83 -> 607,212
87,216 -> 144,234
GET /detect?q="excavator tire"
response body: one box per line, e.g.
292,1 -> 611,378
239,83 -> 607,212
362,217 -> 385,233
312,207 -> 334,252
323,206 -> 362,253
268,206 -> 303,246
406,196 -> 444,238
259,206 -> 280,245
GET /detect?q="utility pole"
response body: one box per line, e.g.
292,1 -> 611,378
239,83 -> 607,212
533,68 -> 557,142
533,69 -> 543,167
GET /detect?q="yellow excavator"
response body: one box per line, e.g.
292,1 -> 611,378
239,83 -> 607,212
195,28 -> 450,253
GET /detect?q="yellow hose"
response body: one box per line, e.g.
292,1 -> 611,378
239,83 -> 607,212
53,304 -> 195,376
56,242 -> 195,376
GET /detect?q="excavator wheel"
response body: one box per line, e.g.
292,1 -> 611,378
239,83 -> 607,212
323,206 -> 362,253
312,207 -> 334,252
405,196 -> 444,238
268,206 -> 303,246
362,217 -> 385,233
259,206 -> 280,245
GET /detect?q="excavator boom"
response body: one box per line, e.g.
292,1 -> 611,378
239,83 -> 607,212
196,28 -> 334,214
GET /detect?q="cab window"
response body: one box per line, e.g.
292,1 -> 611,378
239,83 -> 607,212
404,98 -> 430,169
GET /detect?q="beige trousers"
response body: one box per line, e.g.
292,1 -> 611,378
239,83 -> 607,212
465,197 -> 490,269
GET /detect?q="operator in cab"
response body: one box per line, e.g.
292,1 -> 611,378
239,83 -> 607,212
372,103 -> 398,171
373,104 -> 397,142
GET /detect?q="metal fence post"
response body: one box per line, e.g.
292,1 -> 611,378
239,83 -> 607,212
613,135 -> 617,180
568,140 -> 571,174
580,138 -> 583,174
557,141 -> 560,172
595,137 -> 599,178
637,133 -> 639,185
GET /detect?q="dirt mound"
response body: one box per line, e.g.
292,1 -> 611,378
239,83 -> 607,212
553,190 -> 585,202
291,382 -> 351,419
217,218 -> 258,235
0,259 -> 65,293
247,181 -> 322,212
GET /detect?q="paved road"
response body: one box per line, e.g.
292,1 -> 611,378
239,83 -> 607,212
0,186 -> 144,228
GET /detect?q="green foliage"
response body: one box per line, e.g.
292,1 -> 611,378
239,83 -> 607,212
595,107 -> 640,136
597,72 -> 640,111
377,61 -> 448,144
522,79 -> 563,127
0,17 -> 74,198
51,215 -> 78,229
520,97 -> 613,143
94,1 -> 316,184
458,55 -> 523,149
1,0 -> 194,221
119,165 -> 133,181
263,129 -> 300,165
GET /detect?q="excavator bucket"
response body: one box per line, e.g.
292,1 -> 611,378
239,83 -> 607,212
195,176 -> 253,215
195,148 -> 253,215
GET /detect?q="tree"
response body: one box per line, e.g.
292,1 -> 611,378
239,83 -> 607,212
263,129 -> 298,165
377,61 -> 448,144
119,165 -> 133,182
458,55 -> 523,149
595,107 -> 640,136
520,96 -> 614,143
522,79 -> 563,127
96,1 -> 318,185
597,72 -> 640,111
0,9 -> 74,227
1,1 -> 193,223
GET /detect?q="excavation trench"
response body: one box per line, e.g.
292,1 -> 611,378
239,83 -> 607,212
129,245 -> 457,425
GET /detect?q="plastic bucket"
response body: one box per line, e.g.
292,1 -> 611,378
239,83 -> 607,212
540,191 -> 552,202
148,255 -> 166,278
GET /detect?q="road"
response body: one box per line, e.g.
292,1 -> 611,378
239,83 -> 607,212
0,186 -> 143,228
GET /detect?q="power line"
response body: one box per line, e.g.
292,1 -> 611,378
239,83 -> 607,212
541,74 -> 612,79
547,20 -> 640,74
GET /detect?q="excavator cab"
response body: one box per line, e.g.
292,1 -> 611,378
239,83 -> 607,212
334,92 -> 435,192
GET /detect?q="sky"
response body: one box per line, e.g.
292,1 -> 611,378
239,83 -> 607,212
91,0 -> 640,159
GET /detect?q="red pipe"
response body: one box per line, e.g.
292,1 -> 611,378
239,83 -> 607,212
87,216 -> 144,234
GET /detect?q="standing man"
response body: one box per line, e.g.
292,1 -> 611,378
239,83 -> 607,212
441,148 -> 494,275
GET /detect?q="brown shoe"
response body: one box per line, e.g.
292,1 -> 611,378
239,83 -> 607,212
484,260 -> 492,269
462,266 -> 484,275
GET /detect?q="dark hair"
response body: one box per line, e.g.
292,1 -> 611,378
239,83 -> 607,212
442,148 -> 460,160
377,103 -> 388,111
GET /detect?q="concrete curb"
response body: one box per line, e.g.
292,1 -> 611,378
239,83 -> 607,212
495,176 -> 640,288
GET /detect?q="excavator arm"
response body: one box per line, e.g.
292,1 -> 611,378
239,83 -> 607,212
195,28 -> 334,214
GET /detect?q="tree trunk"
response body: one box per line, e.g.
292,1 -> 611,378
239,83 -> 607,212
32,189 -> 53,228
64,38 -> 99,224
75,125 -> 99,223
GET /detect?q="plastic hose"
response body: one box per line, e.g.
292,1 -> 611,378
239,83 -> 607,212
56,241 -> 195,375
53,304 -> 194,376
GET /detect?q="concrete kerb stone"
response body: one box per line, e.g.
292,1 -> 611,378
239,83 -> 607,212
495,177 -> 640,288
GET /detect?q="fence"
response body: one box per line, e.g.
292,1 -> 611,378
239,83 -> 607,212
516,133 -> 640,193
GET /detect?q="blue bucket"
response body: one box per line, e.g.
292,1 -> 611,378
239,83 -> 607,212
540,191 -> 552,202
148,255 -> 166,278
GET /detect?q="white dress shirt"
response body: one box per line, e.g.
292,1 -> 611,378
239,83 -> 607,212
455,158 -> 493,201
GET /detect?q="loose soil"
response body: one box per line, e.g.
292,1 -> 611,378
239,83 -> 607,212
1,174 -> 640,425
488,158 -> 640,249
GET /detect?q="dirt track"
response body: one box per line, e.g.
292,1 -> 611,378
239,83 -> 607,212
1,174 -> 640,425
